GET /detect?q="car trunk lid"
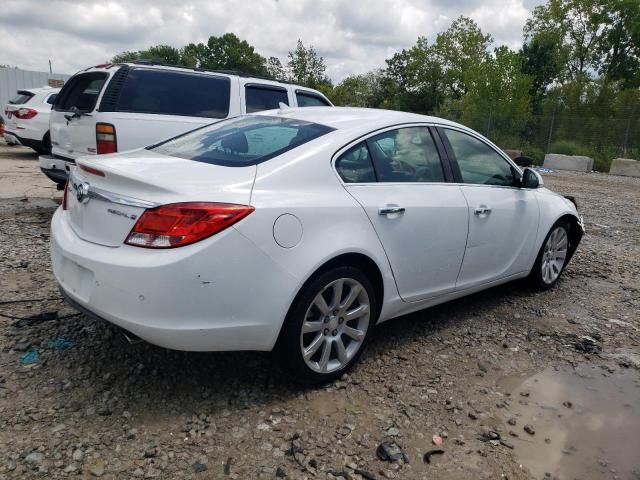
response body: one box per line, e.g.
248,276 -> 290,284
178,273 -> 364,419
66,150 -> 256,247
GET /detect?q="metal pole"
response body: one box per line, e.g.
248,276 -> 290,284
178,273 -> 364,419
623,101 -> 636,157
546,102 -> 557,153
49,60 -> 52,74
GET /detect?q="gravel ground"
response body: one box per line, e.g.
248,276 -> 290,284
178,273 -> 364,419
0,146 -> 639,479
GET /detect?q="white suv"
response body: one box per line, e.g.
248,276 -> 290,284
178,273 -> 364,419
4,87 -> 60,154
39,62 -> 333,185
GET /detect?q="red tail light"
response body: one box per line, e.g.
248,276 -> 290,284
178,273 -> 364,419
125,202 -> 255,248
62,181 -> 69,210
14,108 -> 38,119
96,123 -> 117,154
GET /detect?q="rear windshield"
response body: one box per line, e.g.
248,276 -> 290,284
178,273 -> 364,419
150,115 -> 334,167
54,72 -> 107,113
9,91 -> 34,105
117,69 -> 230,118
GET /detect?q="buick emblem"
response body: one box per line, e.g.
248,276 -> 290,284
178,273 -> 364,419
76,182 -> 90,204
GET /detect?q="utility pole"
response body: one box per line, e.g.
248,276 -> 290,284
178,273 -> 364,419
546,101 -> 558,153
49,60 -> 52,74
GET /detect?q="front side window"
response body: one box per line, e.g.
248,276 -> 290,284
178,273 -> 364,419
55,73 -> 107,112
150,115 -> 334,167
335,142 -> 376,183
368,127 -> 445,183
117,69 -> 230,118
245,86 -> 289,113
296,91 -> 330,107
443,129 -> 516,186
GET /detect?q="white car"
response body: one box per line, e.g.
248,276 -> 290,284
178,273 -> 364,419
3,87 -> 60,153
51,107 -> 583,383
39,62 -> 332,185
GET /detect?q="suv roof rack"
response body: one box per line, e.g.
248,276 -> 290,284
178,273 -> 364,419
128,59 -> 291,84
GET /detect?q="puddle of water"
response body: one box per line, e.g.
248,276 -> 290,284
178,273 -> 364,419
505,365 -> 640,480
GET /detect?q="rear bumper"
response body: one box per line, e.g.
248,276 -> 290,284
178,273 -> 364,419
39,155 -> 73,184
51,208 -> 298,352
4,130 -> 42,151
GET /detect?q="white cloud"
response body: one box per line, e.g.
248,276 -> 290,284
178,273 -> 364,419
0,0 -> 544,81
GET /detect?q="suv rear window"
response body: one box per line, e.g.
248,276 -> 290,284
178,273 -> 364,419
9,91 -> 34,105
116,69 -> 230,118
150,115 -> 334,167
54,72 -> 108,112
245,85 -> 288,113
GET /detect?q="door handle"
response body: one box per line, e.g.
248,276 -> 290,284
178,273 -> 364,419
378,206 -> 406,216
474,206 -> 492,216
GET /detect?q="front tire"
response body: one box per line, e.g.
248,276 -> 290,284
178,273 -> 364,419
279,266 -> 378,384
529,221 -> 569,290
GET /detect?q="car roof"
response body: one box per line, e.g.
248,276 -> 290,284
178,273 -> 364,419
257,106 -> 465,134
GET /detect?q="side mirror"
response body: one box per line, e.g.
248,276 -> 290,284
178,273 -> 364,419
521,167 -> 543,189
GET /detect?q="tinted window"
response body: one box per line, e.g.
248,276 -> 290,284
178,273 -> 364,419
55,73 -> 107,112
117,69 -> 230,118
46,94 -> 57,105
150,115 -> 334,167
368,127 -> 445,183
246,86 -> 288,113
336,143 -> 376,183
296,92 -> 330,107
443,129 -> 515,186
9,92 -> 34,105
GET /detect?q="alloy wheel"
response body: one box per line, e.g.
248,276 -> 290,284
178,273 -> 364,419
541,226 -> 568,284
300,278 -> 370,373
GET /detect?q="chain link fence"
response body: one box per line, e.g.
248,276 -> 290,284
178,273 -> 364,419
445,110 -> 640,172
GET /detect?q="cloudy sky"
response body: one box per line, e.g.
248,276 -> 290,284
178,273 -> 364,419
0,0 -> 543,82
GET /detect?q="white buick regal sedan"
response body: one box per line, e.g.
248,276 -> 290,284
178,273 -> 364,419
52,107 -> 583,383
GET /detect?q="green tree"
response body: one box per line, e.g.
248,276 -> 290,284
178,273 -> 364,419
524,0 -> 606,81
598,0 -> 640,88
332,70 -> 387,107
287,40 -> 329,88
442,46 -> 533,143
202,33 -> 267,74
112,45 -> 182,65
520,33 -> 564,107
265,56 -> 287,80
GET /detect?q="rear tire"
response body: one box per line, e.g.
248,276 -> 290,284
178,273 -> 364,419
278,265 -> 378,384
37,132 -> 52,155
529,221 -> 570,290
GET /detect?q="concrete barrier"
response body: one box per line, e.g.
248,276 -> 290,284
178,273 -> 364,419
609,158 -> 640,178
543,153 -> 593,172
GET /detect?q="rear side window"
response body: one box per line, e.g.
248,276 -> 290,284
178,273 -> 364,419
245,85 -> 289,113
336,143 -> 376,183
54,73 -> 107,112
9,92 -> 34,105
117,69 -> 230,118
368,127 -> 445,183
296,91 -> 330,107
150,115 -> 334,167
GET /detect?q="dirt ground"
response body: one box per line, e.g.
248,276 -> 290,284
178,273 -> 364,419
0,142 -> 638,480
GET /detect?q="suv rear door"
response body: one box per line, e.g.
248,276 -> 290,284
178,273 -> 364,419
51,72 -> 109,159
99,67 -> 237,153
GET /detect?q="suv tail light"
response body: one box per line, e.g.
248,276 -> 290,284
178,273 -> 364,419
14,108 -> 38,119
125,202 -> 254,248
96,123 -> 117,154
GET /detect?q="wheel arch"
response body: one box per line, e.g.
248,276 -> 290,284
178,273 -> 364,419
273,251 -> 385,350
555,213 -> 583,264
